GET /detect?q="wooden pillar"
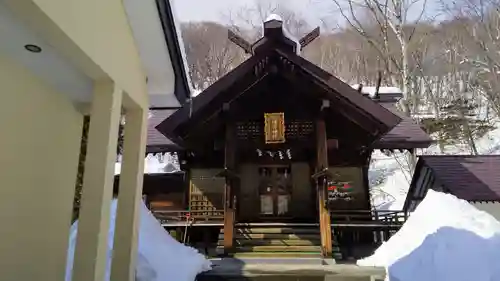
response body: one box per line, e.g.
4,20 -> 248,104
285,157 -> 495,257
223,123 -> 236,254
316,118 -> 333,257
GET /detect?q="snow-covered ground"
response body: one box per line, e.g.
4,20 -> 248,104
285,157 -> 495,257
358,189 -> 500,281
65,199 -> 211,281
115,153 -> 181,175
370,121 -> 500,210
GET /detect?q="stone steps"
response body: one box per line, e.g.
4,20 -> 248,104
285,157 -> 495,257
222,227 -> 320,234
234,239 -> 321,246
231,252 -> 323,259
217,225 -> 342,260
235,245 -> 322,252
230,233 -> 321,240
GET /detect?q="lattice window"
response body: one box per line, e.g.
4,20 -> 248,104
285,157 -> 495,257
189,193 -> 224,218
236,120 -> 314,141
286,121 -> 314,139
236,121 -> 261,140
189,173 -> 224,219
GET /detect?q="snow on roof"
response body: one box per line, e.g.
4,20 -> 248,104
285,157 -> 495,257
265,13 -> 283,22
263,13 -> 301,55
358,189 -> 500,281
351,84 -> 402,98
192,88 -> 202,97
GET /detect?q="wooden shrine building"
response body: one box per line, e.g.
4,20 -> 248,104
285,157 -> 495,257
146,16 -> 433,259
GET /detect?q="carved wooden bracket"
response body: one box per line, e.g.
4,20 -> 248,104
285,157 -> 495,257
299,27 -> 320,50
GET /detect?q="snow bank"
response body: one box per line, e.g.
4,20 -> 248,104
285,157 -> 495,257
358,190 -> 500,281
65,199 -> 211,281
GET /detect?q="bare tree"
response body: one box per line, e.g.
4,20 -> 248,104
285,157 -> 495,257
441,0 -> 500,116
224,0 -> 311,41
181,22 -> 245,90
330,0 -> 430,117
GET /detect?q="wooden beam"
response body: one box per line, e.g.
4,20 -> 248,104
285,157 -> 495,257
315,118 -> 333,257
223,122 -> 236,254
299,27 -> 320,49
228,29 -> 252,54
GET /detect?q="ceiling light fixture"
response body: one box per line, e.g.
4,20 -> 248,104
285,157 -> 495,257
24,44 -> 42,53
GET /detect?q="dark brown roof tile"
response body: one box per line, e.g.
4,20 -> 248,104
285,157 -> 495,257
422,155 -> 500,201
147,109 -> 177,147
373,103 -> 433,148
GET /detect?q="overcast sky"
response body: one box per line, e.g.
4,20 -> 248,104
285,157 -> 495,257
173,0 -> 443,29
173,0 -> 331,26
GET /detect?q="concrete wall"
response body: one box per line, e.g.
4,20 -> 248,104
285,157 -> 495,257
472,202 -> 500,221
0,54 -> 83,280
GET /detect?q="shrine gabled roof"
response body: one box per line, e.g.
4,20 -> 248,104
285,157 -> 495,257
156,48 -> 402,145
156,50 -> 269,142
274,49 -> 401,127
156,15 -> 404,146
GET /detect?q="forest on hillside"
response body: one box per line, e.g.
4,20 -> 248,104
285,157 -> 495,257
178,0 -> 500,155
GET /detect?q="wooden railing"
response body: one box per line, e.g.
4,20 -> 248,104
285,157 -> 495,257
151,209 -> 224,224
329,210 -> 407,259
330,210 -> 407,225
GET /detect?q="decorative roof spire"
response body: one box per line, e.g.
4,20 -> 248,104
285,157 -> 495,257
227,14 -> 320,56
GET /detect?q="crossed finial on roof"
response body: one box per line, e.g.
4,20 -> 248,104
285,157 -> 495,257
227,14 -> 320,55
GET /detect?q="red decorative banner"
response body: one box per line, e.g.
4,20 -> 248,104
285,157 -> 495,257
328,183 -> 353,192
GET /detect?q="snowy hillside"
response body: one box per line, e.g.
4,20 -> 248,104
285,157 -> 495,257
371,121 -> 500,210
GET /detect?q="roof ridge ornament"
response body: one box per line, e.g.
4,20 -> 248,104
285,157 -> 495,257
227,14 -> 320,55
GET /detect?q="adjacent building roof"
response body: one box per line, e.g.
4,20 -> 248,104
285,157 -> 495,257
405,155 -> 500,208
146,109 -> 181,153
373,103 -> 434,149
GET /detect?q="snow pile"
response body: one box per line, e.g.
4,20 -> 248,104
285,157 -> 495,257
358,190 -> 500,281
65,199 -> 211,281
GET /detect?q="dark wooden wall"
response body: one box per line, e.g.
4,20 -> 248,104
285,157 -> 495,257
327,166 -> 369,210
237,162 -> 315,221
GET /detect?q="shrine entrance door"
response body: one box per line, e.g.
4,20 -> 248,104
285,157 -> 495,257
258,165 -> 293,219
